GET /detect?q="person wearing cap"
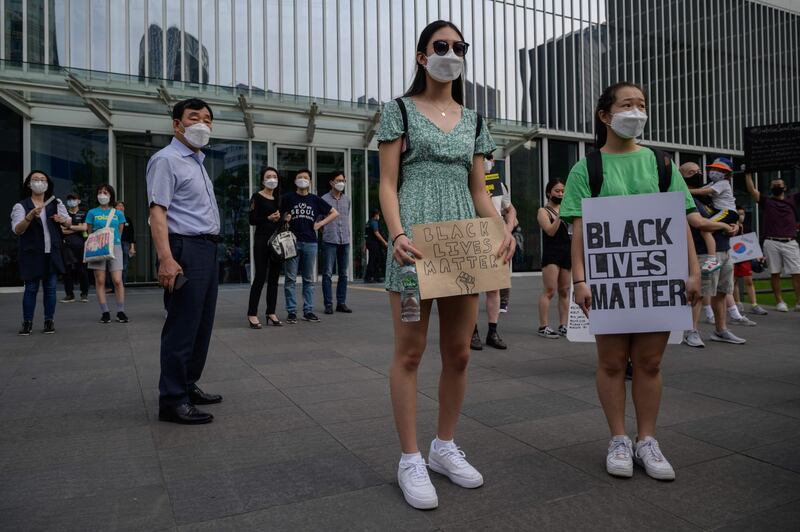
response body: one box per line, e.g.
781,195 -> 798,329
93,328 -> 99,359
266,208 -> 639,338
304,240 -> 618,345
689,157 -> 741,275
744,171 -> 800,312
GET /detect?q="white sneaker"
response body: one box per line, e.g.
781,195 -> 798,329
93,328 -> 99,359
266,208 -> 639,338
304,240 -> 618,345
751,305 -> 768,316
776,301 -> 789,312
736,303 -> 744,313
682,329 -> 705,348
397,455 -> 438,510
606,435 -> 633,478
701,257 -> 721,274
634,436 -> 675,480
428,439 -> 484,488
703,313 -> 716,325
729,315 -> 757,327
710,329 -> 746,344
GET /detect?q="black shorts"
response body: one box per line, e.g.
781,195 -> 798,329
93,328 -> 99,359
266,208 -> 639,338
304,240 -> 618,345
542,247 -> 571,270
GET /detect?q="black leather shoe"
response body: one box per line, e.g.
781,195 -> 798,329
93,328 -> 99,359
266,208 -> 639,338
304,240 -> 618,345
158,403 -> 213,424
486,331 -> 507,350
324,306 -> 334,315
336,304 -> 353,313
43,320 -> 55,334
189,385 -> 223,405
471,329 -> 483,350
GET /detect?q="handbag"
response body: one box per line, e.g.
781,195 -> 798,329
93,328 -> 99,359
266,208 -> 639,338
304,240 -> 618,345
83,208 -> 117,263
268,222 -> 297,260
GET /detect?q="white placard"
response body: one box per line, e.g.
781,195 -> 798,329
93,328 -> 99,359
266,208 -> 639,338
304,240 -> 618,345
729,232 -> 764,264
581,192 -> 692,335
567,287 -> 682,343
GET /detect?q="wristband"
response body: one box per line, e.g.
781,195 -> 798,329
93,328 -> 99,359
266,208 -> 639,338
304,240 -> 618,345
573,280 -> 585,284
392,233 -> 407,246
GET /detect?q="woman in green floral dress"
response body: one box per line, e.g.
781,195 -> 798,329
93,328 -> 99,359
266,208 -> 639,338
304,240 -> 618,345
377,20 -> 514,510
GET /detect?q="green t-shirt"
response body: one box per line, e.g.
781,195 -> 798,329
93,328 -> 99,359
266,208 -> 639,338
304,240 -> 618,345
560,147 -> 696,224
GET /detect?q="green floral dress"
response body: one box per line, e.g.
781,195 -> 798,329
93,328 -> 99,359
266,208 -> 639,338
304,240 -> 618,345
377,97 -> 497,293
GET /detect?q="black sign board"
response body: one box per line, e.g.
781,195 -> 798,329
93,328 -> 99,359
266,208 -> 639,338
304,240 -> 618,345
743,122 -> 800,172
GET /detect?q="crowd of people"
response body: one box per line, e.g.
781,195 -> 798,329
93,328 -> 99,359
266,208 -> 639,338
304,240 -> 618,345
8,17 -> 799,514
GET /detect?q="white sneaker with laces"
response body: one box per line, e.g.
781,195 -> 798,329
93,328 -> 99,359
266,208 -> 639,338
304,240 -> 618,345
776,301 -> 789,312
682,329 -> 705,348
397,456 -> 438,510
428,439 -> 484,488
634,436 -> 675,480
729,315 -> 757,327
701,257 -> 721,274
606,435 -> 633,478
751,305 -> 768,316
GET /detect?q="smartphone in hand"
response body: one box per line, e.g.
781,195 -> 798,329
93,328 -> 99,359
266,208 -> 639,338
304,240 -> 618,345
173,273 -> 189,291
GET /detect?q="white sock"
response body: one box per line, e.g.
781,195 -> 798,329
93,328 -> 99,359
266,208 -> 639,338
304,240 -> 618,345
400,452 -> 423,464
728,305 -> 743,319
434,437 -> 455,450
703,305 -> 713,317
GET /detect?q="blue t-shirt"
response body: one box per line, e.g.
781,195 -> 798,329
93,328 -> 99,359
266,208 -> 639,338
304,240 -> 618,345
86,207 -> 126,245
282,192 -> 332,243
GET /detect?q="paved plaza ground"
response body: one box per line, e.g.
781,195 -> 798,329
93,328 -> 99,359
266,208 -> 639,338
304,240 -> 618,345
0,279 -> 799,531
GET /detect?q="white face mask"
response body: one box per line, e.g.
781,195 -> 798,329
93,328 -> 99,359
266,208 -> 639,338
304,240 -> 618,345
182,123 -> 211,148
425,50 -> 463,83
30,181 -> 48,194
295,178 -> 310,190
483,160 -> 493,173
263,178 -> 278,190
609,109 -> 648,139
97,194 -> 111,205
708,170 -> 727,182
333,182 -> 346,192
66,199 -> 79,208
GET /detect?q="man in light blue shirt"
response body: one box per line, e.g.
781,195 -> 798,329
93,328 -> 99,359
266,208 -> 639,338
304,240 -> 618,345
321,172 -> 352,314
146,98 -> 223,425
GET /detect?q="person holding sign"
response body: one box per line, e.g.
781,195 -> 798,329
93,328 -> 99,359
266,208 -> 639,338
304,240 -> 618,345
744,173 -> 800,312
561,82 -> 701,482
732,206 -> 768,316
377,20 -> 514,510
11,170 -> 71,335
536,178 -> 571,339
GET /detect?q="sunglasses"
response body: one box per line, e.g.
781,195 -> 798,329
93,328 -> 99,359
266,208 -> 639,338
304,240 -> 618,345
432,40 -> 469,57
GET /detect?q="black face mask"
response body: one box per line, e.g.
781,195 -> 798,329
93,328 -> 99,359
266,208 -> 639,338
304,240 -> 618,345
550,196 -> 562,205
771,186 -> 785,196
685,174 -> 703,189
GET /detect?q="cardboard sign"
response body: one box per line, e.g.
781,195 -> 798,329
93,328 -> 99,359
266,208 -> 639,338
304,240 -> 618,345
743,122 -> 800,172
581,192 -> 692,335
484,173 -> 505,197
567,286 -> 682,344
729,232 -> 764,264
412,217 -> 510,300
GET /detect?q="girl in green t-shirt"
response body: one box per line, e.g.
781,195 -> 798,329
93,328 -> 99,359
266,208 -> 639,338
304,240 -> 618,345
563,82 -> 701,482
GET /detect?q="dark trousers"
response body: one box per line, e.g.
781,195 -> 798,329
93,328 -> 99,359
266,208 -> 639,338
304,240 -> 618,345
159,236 -> 218,407
63,243 -> 89,297
365,241 -> 385,281
247,238 -> 282,316
321,242 -> 349,308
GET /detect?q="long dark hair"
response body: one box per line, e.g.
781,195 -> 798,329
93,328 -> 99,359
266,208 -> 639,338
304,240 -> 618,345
593,82 -> 645,149
23,170 -> 54,199
403,20 -> 466,105
261,166 -> 282,208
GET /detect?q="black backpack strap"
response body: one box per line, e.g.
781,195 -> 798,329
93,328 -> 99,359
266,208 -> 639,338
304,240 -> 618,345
476,113 -> 483,139
586,150 -> 604,198
649,147 -> 672,193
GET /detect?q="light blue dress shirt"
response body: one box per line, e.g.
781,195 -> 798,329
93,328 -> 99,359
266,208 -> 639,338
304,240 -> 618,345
146,137 -> 220,236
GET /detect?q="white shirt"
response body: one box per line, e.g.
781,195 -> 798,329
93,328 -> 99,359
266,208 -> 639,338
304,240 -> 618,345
491,183 -> 512,216
709,179 -> 736,212
11,199 -> 69,253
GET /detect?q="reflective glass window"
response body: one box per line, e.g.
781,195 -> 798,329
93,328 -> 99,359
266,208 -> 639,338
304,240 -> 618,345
510,144 -> 542,272
0,102 -> 24,286
27,0 -> 45,64
251,0 -> 265,91
218,0 -> 233,86
184,0 -> 202,83
350,150 -> 366,279
147,0 -> 163,78
205,140 -> 250,284
166,0 -> 181,80
234,0 -> 249,87
52,0 -> 66,66
90,0 -> 108,71
130,0 -> 145,78
4,0 -> 23,63
548,140 -> 578,182
110,1 -> 127,73
201,0 -> 215,84
70,0 -> 88,68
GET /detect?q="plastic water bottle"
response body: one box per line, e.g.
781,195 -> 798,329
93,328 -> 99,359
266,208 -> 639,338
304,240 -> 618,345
400,254 -> 421,323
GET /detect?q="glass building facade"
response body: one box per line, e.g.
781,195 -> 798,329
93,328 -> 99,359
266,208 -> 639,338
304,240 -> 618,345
1,0 -> 798,286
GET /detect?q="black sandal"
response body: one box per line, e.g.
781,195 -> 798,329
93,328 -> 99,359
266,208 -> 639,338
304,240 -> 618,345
247,317 -> 262,329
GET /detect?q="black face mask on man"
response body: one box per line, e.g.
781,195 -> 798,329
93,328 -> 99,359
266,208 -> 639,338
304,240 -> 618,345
685,173 -> 703,189
771,186 -> 785,196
